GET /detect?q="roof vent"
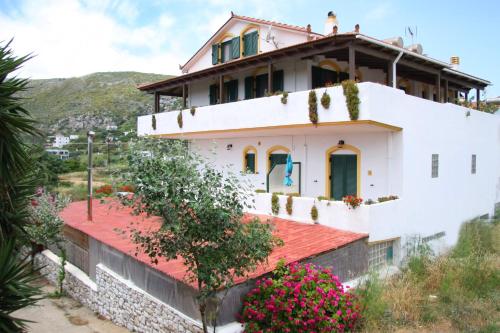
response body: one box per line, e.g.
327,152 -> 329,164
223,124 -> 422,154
383,37 -> 404,48
406,43 -> 423,54
324,11 -> 338,35
450,56 -> 460,70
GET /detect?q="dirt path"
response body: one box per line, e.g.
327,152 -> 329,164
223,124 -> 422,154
12,281 -> 129,333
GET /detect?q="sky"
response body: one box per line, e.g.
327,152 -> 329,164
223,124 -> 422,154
1,0 -> 499,97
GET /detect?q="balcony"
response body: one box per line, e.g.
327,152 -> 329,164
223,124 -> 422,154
137,82 -> 405,139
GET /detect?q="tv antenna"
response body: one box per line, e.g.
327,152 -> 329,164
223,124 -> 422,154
405,26 -> 418,44
265,25 -> 279,49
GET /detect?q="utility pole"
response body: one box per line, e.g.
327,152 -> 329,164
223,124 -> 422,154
87,131 -> 95,221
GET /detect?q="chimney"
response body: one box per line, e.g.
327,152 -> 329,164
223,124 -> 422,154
450,56 -> 460,70
354,24 -> 360,33
324,11 -> 338,35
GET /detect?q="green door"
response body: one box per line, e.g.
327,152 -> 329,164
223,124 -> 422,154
269,154 -> 288,172
330,154 -> 357,200
245,153 -> 255,173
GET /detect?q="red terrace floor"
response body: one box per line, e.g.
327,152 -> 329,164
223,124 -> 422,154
60,199 -> 367,289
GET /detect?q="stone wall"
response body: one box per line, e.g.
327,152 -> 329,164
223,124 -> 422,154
35,250 -> 203,333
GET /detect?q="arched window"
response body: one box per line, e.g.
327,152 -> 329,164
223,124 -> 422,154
243,146 -> 258,173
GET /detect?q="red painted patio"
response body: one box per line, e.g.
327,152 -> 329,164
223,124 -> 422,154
60,199 -> 367,288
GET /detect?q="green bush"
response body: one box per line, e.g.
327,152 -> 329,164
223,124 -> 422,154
285,195 -> 293,215
311,204 -> 318,222
280,91 -> 288,104
321,90 -> 331,109
190,106 -> 196,116
308,90 -> 318,125
342,80 -> 360,120
271,193 -> 280,215
151,114 -> 156,129
255,189 -> 267,193
317,195 -> 330,201
177,111 -> 183,128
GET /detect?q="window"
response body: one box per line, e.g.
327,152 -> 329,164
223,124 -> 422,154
243,146 -> 257,173
431,154 -> 439,178
243,31 -> 258,57
223,79 -> 238,103
211,37 -> 240,65
471,154 -> 476,174
245,70 -> 284,99
369,240 -> 396,269
209,84 -> 219,105
312,66 -> 338,88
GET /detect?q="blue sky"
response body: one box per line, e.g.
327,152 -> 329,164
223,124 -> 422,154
1,0 -> 499,97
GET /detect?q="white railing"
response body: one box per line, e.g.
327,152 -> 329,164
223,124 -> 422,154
250,193 -> 403,242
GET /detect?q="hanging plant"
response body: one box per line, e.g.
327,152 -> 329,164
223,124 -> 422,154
311,204 -> 318,222
281,91 -> 288,105
271,193 -> 280,215
177,111 -> 183,128
285,195 -> 293,215
151,115 -> 156,130
308,90 -> 318,125
190,106 -> 196,116
342,80 -> 360,120
321,90 -> 331,109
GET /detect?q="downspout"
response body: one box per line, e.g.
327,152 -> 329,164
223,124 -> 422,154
392,51 -> 403,88
87,131 -> 95,221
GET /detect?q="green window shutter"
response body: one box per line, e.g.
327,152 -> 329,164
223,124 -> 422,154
245,153 -> 255,173
244,76 -> 254,99
231,37 -> 240,59
224,80 -> 238,102
209,84 -> 217,105
255,73 -> 268,98
244,31 -> 258,57
269,154 -> 288,171
345,155 -> 357,196
272,70 -> 284,92
211,44 -> 219,65
331,154 -> 357,199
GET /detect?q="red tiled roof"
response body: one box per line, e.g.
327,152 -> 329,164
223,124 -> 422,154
232,13 -> 323,36
60,200 -> 367,289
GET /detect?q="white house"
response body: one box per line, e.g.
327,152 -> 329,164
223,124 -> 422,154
137,12 -> 500,266
53,134 -> 70,148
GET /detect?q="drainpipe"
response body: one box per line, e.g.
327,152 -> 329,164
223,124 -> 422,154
392,51 -> 403,88
87,131 -> 95,221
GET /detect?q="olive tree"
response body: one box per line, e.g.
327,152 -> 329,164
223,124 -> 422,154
124,138 -> 281,333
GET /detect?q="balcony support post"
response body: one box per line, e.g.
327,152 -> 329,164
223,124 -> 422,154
182,84 -> 187,108
444,79 -> 448,103
154,91 -> 160,113
267,62 -> 273,95
349,45 -> 356,81
435,72 -> 441,102
476,88 -> 481,110
219,74 -> 224,104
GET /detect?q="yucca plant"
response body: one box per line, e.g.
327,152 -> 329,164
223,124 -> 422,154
0,39 -> 44,331
0,240 -> 43,332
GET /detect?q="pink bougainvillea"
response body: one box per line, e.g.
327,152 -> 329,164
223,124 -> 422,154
240,262 -> 360,332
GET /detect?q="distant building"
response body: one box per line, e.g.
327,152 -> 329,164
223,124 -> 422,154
53,134 -> 70,148
46,149 -> 70,160
106,125 -> 118,131
69,134 -> 79,140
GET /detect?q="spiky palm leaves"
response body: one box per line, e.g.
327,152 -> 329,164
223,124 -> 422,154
0,39 -> 43,332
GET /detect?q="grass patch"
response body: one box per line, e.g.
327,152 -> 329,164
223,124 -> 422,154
356,213 -> 500,332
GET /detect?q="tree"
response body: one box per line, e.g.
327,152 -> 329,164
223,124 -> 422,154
0,39 -> 43,332
124,138 -> 282,333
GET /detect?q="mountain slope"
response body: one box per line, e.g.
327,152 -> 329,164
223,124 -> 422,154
20,71 -> 178,133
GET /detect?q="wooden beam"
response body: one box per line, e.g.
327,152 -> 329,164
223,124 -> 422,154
219,75 -> 224,104
435,72 -> 441,102
154,91 -> 160,113
476,88 -> 481,110
182,84 -> 187,108
444,79 -> 448,102
268,62 -> 273,94
349,45 -> 356,80
387,60 -> 393,87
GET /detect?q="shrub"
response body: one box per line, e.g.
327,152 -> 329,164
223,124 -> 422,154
177,111 -> 183,128
151,114 -> 156,130
321,90 -> 331,109
364,199 -> 375,205
377,195 -> 399,203
271,192 -> 280,215
281,91 -> 288,104
342,80 -> 360,120
240,262 -> 360,332
317,195 -> 330,201
255,189 -> 267,193
95,184 -> 113,195
287,192 -> 300,197
286,195 -> 293,215
190,106 -> 196,116
308,90 -> 318,125
311,204 -> 318,222
343,195 -> 363,209
118,184 -> 134,192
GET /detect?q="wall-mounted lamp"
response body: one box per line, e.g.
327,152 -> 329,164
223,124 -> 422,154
226,144 -> 233,150
338,140 -> 345,146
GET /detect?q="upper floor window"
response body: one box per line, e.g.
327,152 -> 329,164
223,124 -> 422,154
431,154 -> 439,178
211,37 -> 240,65
471,154 -> 477,174
243,31 -> 258,57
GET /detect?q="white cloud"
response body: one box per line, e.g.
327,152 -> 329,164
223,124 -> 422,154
365,2 -> 392,21
0,0 -> 184,78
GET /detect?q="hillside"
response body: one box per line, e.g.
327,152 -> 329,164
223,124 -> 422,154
19,71 -> 179,133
